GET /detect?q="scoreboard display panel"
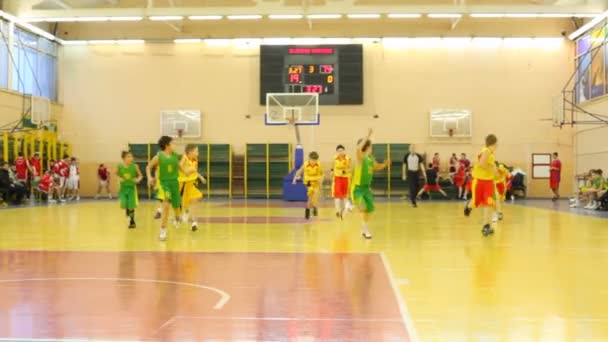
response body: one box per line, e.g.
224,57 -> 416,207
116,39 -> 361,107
260,44 -> 363,105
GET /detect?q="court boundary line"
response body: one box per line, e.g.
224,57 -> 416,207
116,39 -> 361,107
0,277 -> 230,309
0,250 -> 380,254
0,339 -> 139,342
511,200 -> 608,219
380,252 -> 419,342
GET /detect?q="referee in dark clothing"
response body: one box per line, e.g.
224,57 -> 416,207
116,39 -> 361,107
402,145 -> 427,208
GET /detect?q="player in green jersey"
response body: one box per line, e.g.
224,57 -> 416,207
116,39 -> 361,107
117,151 -> 143,229
353,128 -> 390,239
147,136 -> 193,241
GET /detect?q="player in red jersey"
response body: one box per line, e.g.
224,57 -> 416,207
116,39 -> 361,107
52,155 -> 69,201
417,163 -> 448,199
550,152 -> 562,201
29,152 -> 42,178
28,152 -> 42,197
14,152 -> 30,184
332,145 -> 353,219
96,164 -> 112,199
453,161 -> 466,200
36,170 -> 54,203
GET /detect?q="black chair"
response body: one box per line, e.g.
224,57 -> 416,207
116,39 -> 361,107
511,173 -> 527,198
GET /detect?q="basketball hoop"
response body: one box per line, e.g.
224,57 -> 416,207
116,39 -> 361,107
176,128 -> 184,139
286,117 -> 297,126
448,128 -> 454,137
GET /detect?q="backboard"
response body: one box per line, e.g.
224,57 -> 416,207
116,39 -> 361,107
429,109 -> 472,138
265,93 -> 319,125
160,110 -> 201,138
31,96 -> 51,125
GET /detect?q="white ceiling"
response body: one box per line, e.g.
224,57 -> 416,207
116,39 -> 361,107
26,0 -> 605,11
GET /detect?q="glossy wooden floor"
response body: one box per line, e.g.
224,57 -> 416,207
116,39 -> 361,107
1,199 -> 608,341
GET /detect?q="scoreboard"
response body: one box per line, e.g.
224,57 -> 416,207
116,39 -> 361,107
260,45 -> 363,105
285,64 -> 335,95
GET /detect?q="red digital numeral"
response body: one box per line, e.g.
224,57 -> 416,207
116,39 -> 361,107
320,64 -> 334,74
289,73 -> 301,83
304,85 -> 323,93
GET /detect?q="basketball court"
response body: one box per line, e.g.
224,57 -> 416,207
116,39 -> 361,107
2,200 -> 608,341
1,0 -> 608,341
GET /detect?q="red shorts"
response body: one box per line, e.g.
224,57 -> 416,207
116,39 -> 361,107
550,178 -> 560,190
424,184 -> 441,192
472,179 -> 495,208
454,177 -> 465,188
496,183 -> 505,196
333,177 -> 349,199
496,183 -> 506,200
465,182 -> 472,192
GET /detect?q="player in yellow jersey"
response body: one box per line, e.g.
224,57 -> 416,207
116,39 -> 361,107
332,145 -> 353,219
493,162 -> 509,222
293,151 -> 324,219
179,144 -> 207,231
464,134 -> 498,237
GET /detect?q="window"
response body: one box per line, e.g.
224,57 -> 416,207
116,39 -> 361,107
575,20 -> 608,104
10,27 -> 58,100
532,154 -> 552,179
0,21 -> 8,89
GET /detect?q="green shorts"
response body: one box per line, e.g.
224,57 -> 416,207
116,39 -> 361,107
353,185 -> 375,213
119,186 -> 138,210
160,179 -> 181,209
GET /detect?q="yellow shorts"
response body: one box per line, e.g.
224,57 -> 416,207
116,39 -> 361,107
307,181 -> 320,197
180,181 -> 203,206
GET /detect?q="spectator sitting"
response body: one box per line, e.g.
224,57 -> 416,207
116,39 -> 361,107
9,165 -> 25,186
570,169 -> 604,209
584,169 -> 605,210
0,161 -> 28,205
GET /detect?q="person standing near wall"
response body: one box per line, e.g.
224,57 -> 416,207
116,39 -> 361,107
402,145 -> 427,208
550,152 -> 562,201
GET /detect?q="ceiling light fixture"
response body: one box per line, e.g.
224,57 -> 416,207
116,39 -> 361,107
387,13 -> 422,18
268,14 -> 303,19
149,16 -> 183,21
347,14 -> 381,19
188,15 -> 223,20
428,14 -> 462,18
227,15 -> 262,20
306,14 -> 342,19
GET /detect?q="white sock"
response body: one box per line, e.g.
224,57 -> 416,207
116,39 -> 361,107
361,223 -> 370,234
